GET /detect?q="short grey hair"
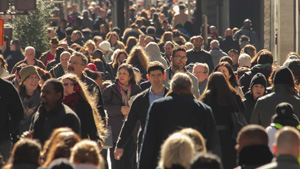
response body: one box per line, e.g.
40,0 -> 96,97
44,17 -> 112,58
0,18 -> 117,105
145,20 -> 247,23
193,62 -> 209,74
164,41 -> 174,48
72,52 -> 88,66
210,40 -> 220,48
25,46 -> 36,53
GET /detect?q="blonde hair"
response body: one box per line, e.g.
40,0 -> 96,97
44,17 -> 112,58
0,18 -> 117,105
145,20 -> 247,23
159,133 -> 195,169
180,128 -> 207,153
70,140 -> 104,168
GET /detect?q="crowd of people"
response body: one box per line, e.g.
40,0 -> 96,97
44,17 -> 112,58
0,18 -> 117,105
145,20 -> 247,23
1,0 -> 300,169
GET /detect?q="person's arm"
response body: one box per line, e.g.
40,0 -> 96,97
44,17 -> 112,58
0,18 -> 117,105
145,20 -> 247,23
102,86 -> 123,118
63,113 -> 81,135
8,83 -> 24,142
81,100 -> 99,141
116,96 -> 141,148
96,86 -> 108,122
203,105 -> 222,158
206,53 -> 214,74
250,100 -> 262,125
138,102 -> 161,169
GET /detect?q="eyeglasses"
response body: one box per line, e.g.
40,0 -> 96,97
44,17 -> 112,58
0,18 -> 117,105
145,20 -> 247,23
194,71 -> 207,74
63,83 -> 74,87
174,56 -> 187,61
68,60 -> 83,66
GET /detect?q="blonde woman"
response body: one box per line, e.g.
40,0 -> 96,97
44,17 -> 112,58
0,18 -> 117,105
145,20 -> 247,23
70,140 -> 105,169
159,132 -> 195,169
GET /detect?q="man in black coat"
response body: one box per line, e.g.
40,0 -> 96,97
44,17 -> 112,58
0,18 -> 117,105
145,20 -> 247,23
114,62 -> 168,162
30,79 -> 81,145
186,36 -> 214,73
0,78 -> 24,161
138,73 -> 221,169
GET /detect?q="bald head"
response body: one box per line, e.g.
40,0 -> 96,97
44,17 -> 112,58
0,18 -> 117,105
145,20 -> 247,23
210,40 -> 220,49
275,126 -> 300,158
225,28 -> 233,36
236,125 -> 268,153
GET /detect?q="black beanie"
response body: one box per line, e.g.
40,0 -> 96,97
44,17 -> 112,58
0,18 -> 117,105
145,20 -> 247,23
250,73 -> 267,91
272,102 -> 300,127
273,67 -> 294,87
258,53 -> 273,64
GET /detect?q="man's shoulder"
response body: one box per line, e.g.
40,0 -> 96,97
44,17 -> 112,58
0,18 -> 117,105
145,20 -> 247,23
0,78 -> 16,91
257,162 -> 278,169
82,74 -> 98,86
187,71 -> 198,81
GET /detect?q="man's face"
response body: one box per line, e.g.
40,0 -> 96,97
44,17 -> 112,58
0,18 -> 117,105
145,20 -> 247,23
164,44 -> 173,56
41,82 -> 61,108
100,11 -> 107,19
193,65 -> 208,83
60,53 -> 71,67
47,29 -> 55,39
225,29 -> 233,36
172,50 -> 187,71
148,70 -> 165,88
25,49 -> 36,60
71,32 -> 79,42
229,52 -> 239,63
68,56 -> 85,76
50,45 -> 58,53
193,37 -> 203,49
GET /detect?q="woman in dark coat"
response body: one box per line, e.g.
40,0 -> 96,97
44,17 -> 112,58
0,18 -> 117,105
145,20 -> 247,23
61,73 -> 105,143
102,63 -> 142,169
200,72 -> 245,169
243,73 -> 267,123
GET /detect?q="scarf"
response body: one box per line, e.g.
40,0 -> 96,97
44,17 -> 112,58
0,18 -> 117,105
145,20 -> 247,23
22,89 -> 41,116
117,80 -> 131,106
63,93 -> 80,111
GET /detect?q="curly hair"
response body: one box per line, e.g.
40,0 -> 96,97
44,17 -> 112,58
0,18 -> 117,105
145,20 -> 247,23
126,46 -> 149,73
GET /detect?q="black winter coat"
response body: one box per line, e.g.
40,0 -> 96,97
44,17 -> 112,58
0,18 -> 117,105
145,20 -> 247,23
116,87 -> 168,150
138,93 -> 221,169
31,104 -> 81,145
0,78 -> 24,142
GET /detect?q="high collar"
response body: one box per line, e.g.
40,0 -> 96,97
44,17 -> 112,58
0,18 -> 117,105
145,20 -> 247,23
238,145 -> 273,166
276,154 -> 299,164
274,84 -> 295,94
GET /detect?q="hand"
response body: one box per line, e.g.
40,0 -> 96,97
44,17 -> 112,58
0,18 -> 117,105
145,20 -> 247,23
21,131 -> 33,139
114,148 -> 124,160
121,106 -> 130,116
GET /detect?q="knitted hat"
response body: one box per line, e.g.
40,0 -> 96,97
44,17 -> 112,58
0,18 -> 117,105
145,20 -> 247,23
249,73 -> 267,91
86,63 -> 98,71
272,102 -> 300,127
19,65 -> 40,83
238,53 -> 251,68
99,41 -> 111,52
273,67 -> 294,87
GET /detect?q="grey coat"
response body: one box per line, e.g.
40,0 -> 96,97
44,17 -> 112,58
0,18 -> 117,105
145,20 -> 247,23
102,81 -> 142,142
250,84 -> 300,127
